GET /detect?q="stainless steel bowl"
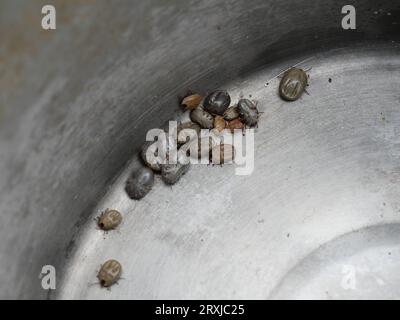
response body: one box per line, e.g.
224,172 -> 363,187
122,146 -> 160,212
0,0 -> 399,299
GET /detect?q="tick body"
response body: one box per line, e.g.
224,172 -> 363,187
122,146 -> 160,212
161,163 -> 190,185
223,106 -> 240,121
279,67 -> 308,101
237,99 -> 259,127
97,259 -> 122,288
97,209 -> 122,231
190,107 -> 214,129
227,118 -> 245,133
213,115 -> 226,132
203,90 -> 231,115
125,166 -> 154,200
181,94 -> 203,110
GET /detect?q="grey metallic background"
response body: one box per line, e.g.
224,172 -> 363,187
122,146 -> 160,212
0,0 -> 399,299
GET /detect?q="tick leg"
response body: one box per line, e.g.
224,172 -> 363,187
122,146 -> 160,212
304,88 -> 310,95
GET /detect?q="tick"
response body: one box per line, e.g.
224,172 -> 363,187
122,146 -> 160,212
97,259 -> 122,288
97,209 -> 122,231
279,67 -> 309,101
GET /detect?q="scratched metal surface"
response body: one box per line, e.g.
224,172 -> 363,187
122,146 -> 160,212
0,0 -> 399,299
58,47 -> 400,299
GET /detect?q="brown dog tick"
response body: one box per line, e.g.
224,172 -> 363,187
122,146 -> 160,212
125,166 -> 155,200
227,118 -> 245,133
190,107 -> 214,129
237,99 -> 259,127
279,67 -> 309,101
213,115 -> 226,132
97,259 -> 122,288
97,209 -> 122,231
181,94 -> 203,110
223,106 -> 240,121
160,163 -> 191,185
203,90 -> 231,115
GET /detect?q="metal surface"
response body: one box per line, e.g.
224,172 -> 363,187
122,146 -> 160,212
0,0 -> 399,299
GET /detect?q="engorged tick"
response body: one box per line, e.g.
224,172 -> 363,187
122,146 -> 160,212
279,67 -> 309,101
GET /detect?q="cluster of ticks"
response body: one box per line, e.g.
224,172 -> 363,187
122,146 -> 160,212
94,66 -> 310,289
